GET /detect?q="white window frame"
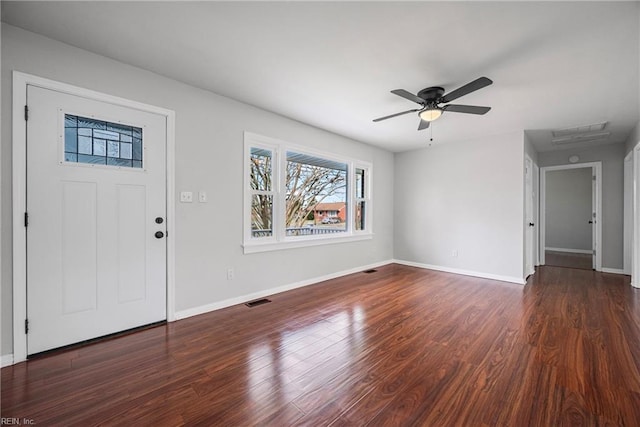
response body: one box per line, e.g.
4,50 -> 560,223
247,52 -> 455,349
243,132 -> 372,254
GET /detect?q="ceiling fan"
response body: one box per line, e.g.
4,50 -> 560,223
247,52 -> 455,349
373,77 -> 493,130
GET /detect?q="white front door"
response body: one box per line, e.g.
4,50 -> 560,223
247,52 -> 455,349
26,85 -> 167,355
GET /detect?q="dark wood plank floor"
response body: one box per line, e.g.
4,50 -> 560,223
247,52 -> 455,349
546,250 -> 594,270
2,263 -> 639,426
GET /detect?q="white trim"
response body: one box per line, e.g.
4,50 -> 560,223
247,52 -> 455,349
243,233 -> 373,254
623,151 -> 633,277
545,247 -> 593,255
634,143 -> 640,287
392,259 -> 526,285
539,162 -> 602,271
2,354 -> 15,368
601,268 -> 627,275
11,71 -> 176,363
175,260 -> 394,320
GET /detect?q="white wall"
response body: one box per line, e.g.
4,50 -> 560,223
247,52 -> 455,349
545,168 -> 593,252
1,24 -> 395,356
394,131 -> 525,283
538,143 -> 626,270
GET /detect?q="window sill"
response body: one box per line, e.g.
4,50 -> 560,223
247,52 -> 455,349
243,232 -> 373,254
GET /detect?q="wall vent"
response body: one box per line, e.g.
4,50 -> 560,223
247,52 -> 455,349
245,298 -> 271,308
552,121 -> 607,137
551,131 -> 610,145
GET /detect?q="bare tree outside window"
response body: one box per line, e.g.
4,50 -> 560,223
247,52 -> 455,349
249,148 -> 347,237
250,148 -> 273,236
286,152 -> 347,232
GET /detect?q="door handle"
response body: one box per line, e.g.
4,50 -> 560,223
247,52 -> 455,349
155,231 -> 165,239
588,220 -> 593,224
528,222 -> 535,227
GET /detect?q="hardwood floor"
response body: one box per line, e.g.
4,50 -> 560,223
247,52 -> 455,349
2,264 -> 639,426
545,250 -> 594,270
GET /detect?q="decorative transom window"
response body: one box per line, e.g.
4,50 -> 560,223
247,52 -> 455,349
64,114 -> 143,168
244,132 -> 372,253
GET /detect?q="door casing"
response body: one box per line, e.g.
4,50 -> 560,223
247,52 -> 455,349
12,71 -> 176,364
539,162 -> 602,271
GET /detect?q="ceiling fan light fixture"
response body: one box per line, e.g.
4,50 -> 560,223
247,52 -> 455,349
419,108 -> 442,122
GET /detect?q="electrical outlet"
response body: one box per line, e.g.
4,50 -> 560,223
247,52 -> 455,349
198,191 -> 207,203
227,268 -> 234,280
180,191 -> 193,203
452,249 -> 458,257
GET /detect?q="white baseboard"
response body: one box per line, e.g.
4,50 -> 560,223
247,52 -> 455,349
392,259 -> 526,285
2,354 -> 14,367
601,268 -> 627,275
545,247 -> 593,254
175,260 -> 394,320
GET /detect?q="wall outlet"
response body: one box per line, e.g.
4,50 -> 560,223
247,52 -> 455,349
452,249 -> 458,257
227,268 -> 234,280
198,191 -> 207,203
180,191 -> 193,203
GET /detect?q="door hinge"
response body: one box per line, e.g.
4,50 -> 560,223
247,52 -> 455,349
24,319 -> 29,335
24,212 -> 29,227
24,105 -> 29,121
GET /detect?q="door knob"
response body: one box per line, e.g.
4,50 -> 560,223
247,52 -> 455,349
528,222 -> 535,227
155,231 -> 164,239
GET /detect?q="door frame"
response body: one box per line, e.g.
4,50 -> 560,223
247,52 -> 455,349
633,143 -> 640,287
623,150 -> 633,276
12,71 -> 176,363
539,161 -> 602,271
524,154 -> 537,278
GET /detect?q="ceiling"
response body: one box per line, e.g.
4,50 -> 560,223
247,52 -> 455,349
2,1 -> 639,153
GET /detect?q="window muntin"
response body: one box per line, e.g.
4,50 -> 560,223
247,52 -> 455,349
244,133 -> 372,251
64,114 -> 143,168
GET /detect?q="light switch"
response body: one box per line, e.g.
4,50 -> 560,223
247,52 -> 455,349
198,191 -> 207,203
180,191 -> 193,203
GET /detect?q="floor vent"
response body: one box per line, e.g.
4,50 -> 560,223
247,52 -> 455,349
245,298 -> 272,308
363,269 -> 378,274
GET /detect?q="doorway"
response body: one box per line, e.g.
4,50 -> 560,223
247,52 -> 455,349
540,162 -> 602,271
12,72 -> 176,362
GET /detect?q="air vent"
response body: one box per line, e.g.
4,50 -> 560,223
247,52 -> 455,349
552,121 -> 607,137
245,298 -> 271,308
551,131 -> 610,145
363,269 -> 378,274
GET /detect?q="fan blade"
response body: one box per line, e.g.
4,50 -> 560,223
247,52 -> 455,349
441,77 -> 493,103
373,108 -> 420,122
418,119 -> 430,130
391,89 -> 425,105
443,104 -> 491,115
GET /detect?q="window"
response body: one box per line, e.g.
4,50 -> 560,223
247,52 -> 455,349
244,133 -> 372,253
249,147 -> 274,237
64,114 -> 143,168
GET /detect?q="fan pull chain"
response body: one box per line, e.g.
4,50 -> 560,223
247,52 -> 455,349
429,124 -> 434,146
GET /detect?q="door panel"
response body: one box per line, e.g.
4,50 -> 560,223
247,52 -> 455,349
27,85 -> 167,355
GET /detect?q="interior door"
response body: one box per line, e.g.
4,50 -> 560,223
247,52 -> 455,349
525,157 -> 534,277
26,85 -> 167,355
591,168 -> 597,270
